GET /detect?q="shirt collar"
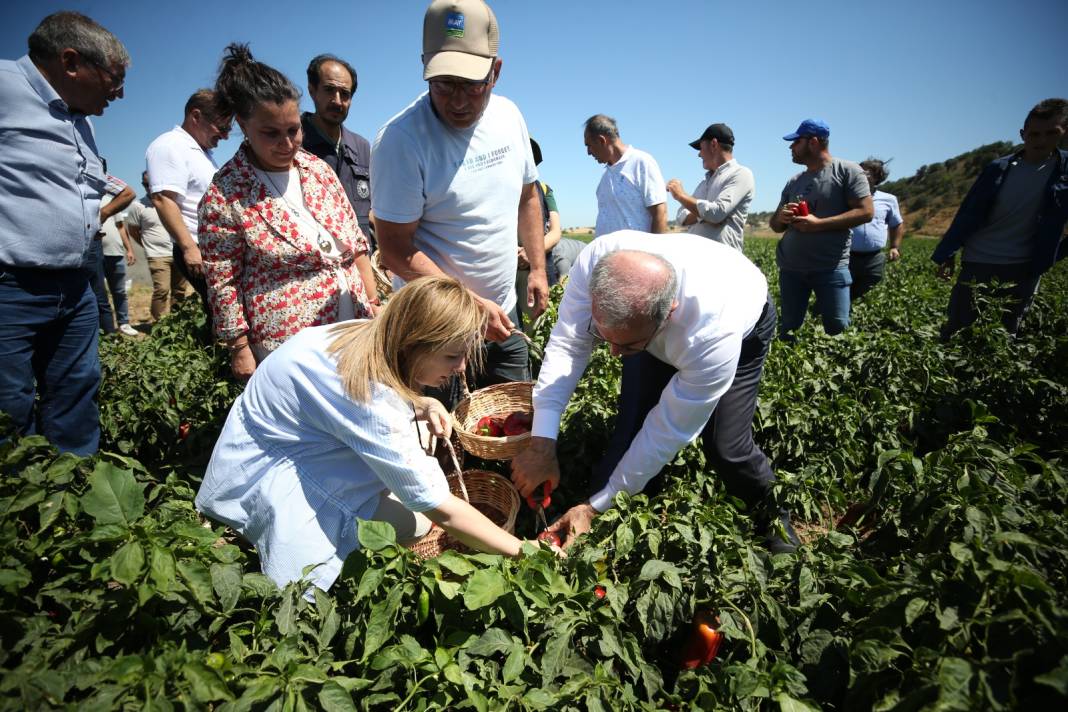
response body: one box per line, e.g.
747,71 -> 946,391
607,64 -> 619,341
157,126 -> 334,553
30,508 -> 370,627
707,157 -> 736,178
17,54 -> 69,113
174,124 -> 214,159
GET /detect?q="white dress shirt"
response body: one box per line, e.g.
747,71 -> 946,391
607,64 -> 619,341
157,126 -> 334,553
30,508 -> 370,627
531,231 -> 768,512
676,159 -> 755,251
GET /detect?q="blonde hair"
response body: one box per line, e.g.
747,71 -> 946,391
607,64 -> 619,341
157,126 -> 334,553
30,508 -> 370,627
327,276 -> 486,403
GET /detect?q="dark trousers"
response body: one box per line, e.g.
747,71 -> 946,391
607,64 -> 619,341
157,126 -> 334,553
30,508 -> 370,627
0,265 -> 100,454
427,305 -> 530,409
941,261 -> 1041,340
590,298 -> 778,508
848,250 -> 886,302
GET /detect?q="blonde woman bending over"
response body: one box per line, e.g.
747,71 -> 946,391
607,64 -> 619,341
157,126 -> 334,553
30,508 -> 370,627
196,276 -> 537,592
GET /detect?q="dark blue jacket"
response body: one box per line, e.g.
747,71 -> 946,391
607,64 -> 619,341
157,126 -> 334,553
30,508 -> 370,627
300,113 -> 373,246
932,148 -> 1068,276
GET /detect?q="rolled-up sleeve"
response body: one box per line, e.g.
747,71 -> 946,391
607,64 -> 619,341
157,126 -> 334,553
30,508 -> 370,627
532,245 -> 598,440
696,169 -> 754,225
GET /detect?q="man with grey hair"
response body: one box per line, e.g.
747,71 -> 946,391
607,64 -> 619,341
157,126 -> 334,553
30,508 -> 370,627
0,11 -> 129,454
511,231 -> 800,554
584,114 -> 668,236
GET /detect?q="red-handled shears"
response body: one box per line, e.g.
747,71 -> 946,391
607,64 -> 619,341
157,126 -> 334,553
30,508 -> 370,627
525,481 -> 551,534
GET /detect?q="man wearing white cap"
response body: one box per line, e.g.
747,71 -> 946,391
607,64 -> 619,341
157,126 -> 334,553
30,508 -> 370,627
372,0 -> 547,396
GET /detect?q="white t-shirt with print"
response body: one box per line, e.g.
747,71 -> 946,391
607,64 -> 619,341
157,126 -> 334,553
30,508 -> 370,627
371,93 -> 538,315
595,146 -> 667,236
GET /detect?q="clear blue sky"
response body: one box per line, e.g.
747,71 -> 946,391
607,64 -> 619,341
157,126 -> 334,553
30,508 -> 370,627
3,0 -> 1065,228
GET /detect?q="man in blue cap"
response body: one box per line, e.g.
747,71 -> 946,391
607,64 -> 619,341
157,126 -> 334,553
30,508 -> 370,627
769,119 -> 873,340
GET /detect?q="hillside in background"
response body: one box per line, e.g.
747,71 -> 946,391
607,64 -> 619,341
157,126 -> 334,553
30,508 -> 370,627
880,141 -> 1016,235
746,141 -> 1020,236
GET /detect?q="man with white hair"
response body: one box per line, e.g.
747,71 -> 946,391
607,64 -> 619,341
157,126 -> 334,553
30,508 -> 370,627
511,231 -> 800,553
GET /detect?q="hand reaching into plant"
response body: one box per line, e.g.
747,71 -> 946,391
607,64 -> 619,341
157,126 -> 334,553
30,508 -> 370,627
545,502 -> 598,549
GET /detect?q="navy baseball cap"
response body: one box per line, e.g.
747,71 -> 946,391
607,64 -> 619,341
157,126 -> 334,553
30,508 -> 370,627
783,119 -> 830,141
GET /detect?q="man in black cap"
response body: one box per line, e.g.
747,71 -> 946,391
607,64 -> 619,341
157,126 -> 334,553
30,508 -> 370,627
667,123 -> 754,252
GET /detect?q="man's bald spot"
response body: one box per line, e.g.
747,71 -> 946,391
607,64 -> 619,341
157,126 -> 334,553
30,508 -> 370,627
602,250 -> 673,292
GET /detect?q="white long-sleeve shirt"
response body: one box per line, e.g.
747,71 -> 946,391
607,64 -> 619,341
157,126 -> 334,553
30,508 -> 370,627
531,231 -> 768,512
675,159 -> 755,251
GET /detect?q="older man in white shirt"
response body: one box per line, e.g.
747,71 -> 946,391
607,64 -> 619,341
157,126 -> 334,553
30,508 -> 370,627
667,123 -> 754,252
511,230 -> 799,553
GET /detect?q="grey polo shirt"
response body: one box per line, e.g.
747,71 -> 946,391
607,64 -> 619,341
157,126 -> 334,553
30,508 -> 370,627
0,55 -> 107,269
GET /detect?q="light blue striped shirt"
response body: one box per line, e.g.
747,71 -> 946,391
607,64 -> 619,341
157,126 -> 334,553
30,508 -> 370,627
0,55 -> 108,268
196,322 -> 451,591
850,190 -> 903,253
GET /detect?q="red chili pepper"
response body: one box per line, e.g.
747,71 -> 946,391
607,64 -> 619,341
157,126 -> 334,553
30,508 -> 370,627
679,612 -> 723,669
794,199 -> 809,217
594,585 -> 606,599
178,422 -> 191,441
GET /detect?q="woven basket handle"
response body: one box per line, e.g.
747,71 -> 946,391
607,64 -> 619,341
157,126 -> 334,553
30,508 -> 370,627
459,370 -> 471,401
442,437 -> 470,503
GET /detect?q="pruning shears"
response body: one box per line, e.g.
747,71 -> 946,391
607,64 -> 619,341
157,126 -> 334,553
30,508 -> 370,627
525,481 -> 552,534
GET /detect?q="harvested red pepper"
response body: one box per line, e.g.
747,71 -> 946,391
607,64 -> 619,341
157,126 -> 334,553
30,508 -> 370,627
679,612 -> 722,669
794,199 -> 809,217
502,411 -> 533,436
474,416 -> 503,437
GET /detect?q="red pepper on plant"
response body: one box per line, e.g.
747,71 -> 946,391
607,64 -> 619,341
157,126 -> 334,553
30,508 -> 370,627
679,612 -> 723,669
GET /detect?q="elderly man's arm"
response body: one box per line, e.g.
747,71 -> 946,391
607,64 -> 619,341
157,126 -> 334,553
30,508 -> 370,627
101,185 -> 135,221
518,181 -> 548,316
648,202 -> 668,233
152,191 -> 202,276
511,249 -> 599,498
376,217 -> 515,341
118,221 -> 137,265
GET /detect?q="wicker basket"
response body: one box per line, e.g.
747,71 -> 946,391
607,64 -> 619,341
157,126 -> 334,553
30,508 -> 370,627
407,469 -> 520,559
452,378 -> 534,460
370,251 -> 393,303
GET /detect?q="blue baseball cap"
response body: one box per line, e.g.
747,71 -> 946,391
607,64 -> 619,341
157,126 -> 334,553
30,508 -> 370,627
783,119 -> 830,141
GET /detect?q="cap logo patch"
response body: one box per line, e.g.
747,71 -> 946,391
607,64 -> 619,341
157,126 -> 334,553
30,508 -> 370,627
446,12 -> 465,37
